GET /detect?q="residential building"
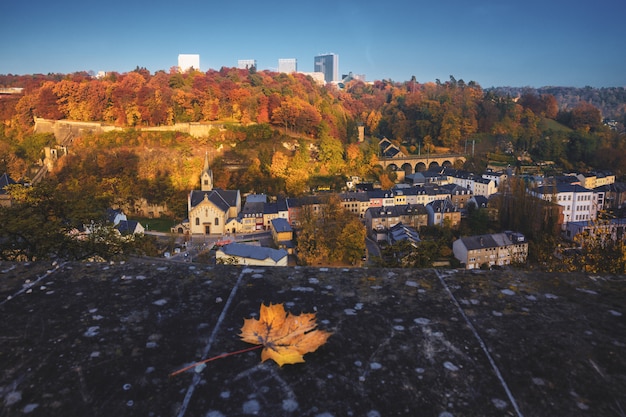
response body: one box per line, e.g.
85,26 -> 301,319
285,196 -> 323,227
596,182 -> 626,210
563,218 -> 626,242
439,183 -> 473,210
467,195 -> 489,210
367,189 -> 396,208
216,243 -> 288,266
472,177 -> 498,197
106,208 -> 127,225
453,231 -> 528,269
482,169 -> 508,188
313,53 -> 339,83
405,172 -> 426,186
278,58 -> 297,73
426,198 -> 461,228
530,183 -> 598,227
387,223 -> 420,246
422,170 -> 450,185
379,137 -> 405,158
339,191 -> 370,218
178,54 -> 200,72
576,171 -> 615,189
364,204 -> 428,232
263,200 -> 289,229
271,218 -> 294,254
445,168 -> 497,197
115,220 -> 145,235
467,195 -> 500,221
240,194 -> 266,233
393,189 -> 408,206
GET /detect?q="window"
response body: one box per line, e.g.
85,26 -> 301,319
215,217 -> 219,226
195,218 -> 200,226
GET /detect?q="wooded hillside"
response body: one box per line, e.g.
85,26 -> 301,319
1,69 -> 625,212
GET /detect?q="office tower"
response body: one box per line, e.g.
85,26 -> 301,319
278,58 -> 297,73
178,54 -> 200,72
238,59 -> 257,70
314,53 -> 339,83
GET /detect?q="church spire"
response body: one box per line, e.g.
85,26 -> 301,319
203,151 -> 210,172
200,151 -> 213,191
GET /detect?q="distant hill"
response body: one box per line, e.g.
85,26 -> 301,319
487,86 -> 626,121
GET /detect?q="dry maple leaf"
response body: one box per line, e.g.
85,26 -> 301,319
239,302 -> 332,367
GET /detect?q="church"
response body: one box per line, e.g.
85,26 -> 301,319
187,153 -> 241,235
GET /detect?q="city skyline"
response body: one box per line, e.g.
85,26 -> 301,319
1,0 -> 625,88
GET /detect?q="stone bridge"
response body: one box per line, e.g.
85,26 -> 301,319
379,153 -> 466,174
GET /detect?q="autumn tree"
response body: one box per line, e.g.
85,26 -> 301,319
563,102 -> 603,132
296,194 -> 366,265
561,223 -> 626,273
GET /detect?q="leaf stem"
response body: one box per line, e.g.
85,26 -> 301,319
170,345 -> 263,377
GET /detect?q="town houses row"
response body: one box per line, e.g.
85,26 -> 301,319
180,154 -> 625,239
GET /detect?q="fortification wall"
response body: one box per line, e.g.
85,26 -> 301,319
34,118 -> 218,141
34,118 -> 109,145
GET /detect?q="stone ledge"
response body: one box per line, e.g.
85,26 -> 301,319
0,261 -> 624,416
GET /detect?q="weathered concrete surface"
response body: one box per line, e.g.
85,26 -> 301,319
0,261 -> 624,416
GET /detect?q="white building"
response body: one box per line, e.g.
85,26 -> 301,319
178,54 -> 200,72
472,177 -> 498,197
216,243 -> 288,266
278,58 -> 297,73
238,59 -> 257,70
298,72 -> 326,85
530,183 -> 598,227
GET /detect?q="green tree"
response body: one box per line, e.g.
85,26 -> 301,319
0,181 -> 132,261
318,134 -> 345,175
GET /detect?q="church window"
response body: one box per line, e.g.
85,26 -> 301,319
215,217 -> 219,226
195,218 -> 200,226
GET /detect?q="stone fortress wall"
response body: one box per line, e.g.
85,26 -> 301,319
34,117 -> 218,144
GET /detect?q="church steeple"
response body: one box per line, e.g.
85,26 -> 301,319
201,151 -> 213,191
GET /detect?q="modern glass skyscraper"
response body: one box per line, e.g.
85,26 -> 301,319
314,53 -> 339,83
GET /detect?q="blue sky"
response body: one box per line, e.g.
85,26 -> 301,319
2,0 -> 625,88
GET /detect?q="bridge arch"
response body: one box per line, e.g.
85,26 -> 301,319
401,163 -> 413,175
415,162 -> 427,172
378,154 -> 466,173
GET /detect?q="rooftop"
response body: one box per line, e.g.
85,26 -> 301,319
1,261 -> 624,416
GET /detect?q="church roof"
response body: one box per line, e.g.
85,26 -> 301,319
190,189 -> 239,211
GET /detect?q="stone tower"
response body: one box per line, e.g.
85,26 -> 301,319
200,152 -> 213,192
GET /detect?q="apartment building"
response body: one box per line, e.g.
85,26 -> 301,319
453,231 -> 528,269
530,183 -> 598,226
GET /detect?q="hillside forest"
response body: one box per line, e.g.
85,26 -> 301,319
1,68 -> 625,217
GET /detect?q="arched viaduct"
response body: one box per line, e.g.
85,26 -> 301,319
379,154 -> 466,175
